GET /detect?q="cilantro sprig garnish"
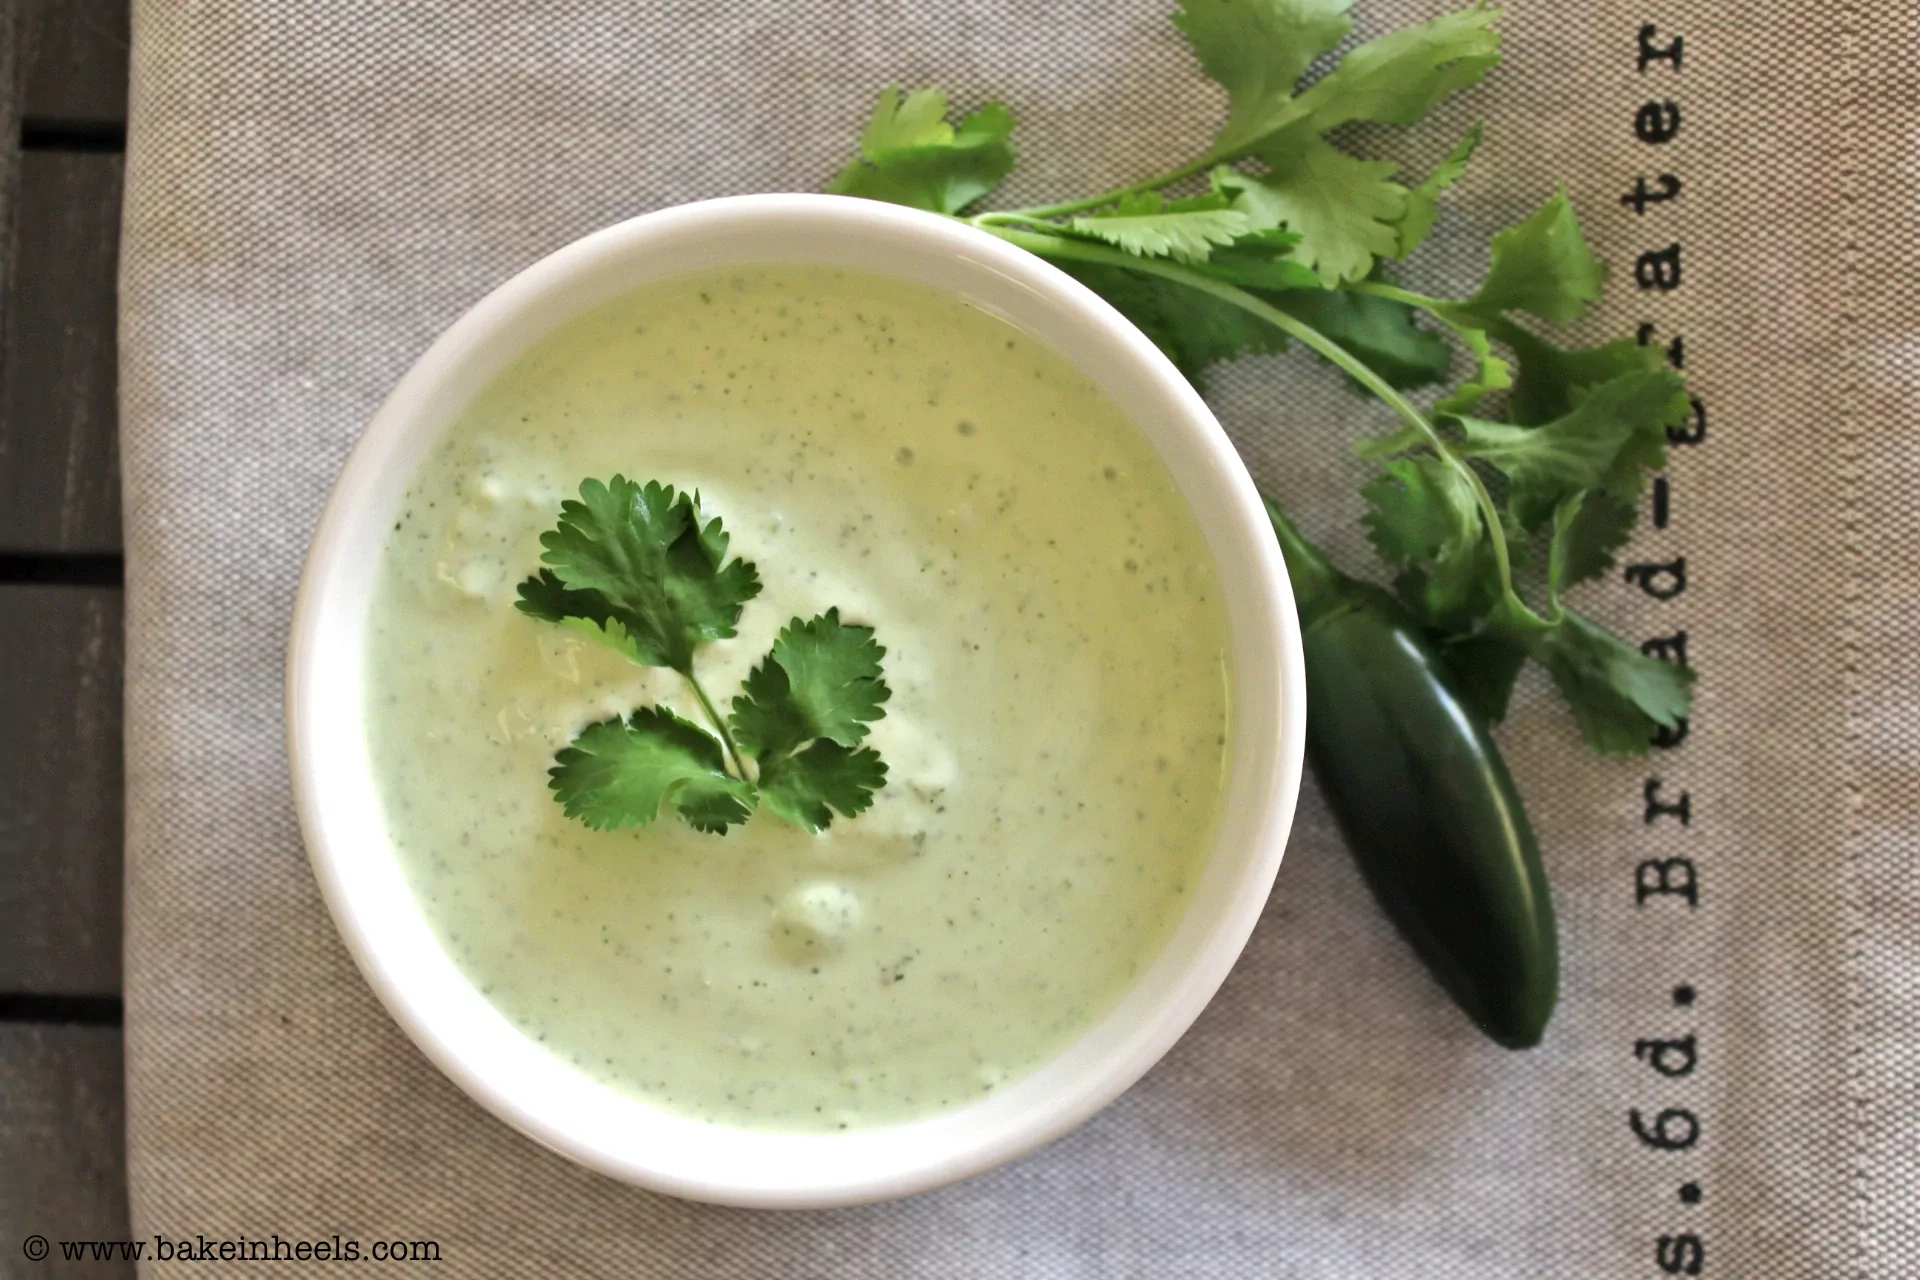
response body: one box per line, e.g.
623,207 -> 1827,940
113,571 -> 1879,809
517,477 -> 890,833
825,0 -> 1694,755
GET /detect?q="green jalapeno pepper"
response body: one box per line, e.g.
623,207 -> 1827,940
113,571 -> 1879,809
1267,497 -> 1557,1049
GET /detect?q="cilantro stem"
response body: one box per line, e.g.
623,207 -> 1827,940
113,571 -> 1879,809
972,211 -> 1081,233
974,222 -> 1549,629
1348,280 -> 1443,312
1350,279 -> 1536,356
999,154 -> 1224,220
1263,497 -> 1341,600
685,672 -> 750,780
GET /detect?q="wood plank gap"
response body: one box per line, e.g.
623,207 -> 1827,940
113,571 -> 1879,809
0,994 -> 122,1026
19,118 -> 125,152
0,552 -> 122,585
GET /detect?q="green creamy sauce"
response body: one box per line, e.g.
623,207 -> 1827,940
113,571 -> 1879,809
365,265 -> 1232,1132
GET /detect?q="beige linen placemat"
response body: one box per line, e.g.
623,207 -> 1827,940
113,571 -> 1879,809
120,2 -> 1916,1275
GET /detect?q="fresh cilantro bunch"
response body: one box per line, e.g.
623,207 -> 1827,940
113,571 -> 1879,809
826,0 -> 1693,754
517,477 -> 890,833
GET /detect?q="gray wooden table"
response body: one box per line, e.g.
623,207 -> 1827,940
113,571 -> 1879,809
1,1 -> 132,1274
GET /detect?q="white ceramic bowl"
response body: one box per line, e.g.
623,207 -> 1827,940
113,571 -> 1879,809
288,193 -> 1306,1208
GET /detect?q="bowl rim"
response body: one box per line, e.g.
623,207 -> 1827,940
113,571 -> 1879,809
287,192 -> 1306,1207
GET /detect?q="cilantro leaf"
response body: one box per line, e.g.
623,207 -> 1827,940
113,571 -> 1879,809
829,88 -> 1016,215
730,608 -> 891,760
1454,370 -> 1687,527
1283,7 -> 1502,139
724,610 -> 891,833
1068,181 -> 1322,288
1525,611 -> 1694,756
1061,260 -> 1289,386
1399,541 -> 1505,635
1502,329 -> 1664,425
1071,192 -> 1254,264
1462,190 -> 1605,326
1398,124 -> 1481,257
555,614 -> 645,664
1362,455 -> 1497,628
1549,490 -> 1637,587
1174,0 -> 1355,158
1179,1 -> 1499,162
1432,319 -> 1513,414
516,570 -> 644,661
516,572 -> 664,664
1198,228 -> 1322,291
1363,455 -> 1480,567
1174,5 -> 1500,283
549,708 -> 757,833
1278,287 -> 1451,391
860,85 -> 957,151
524,476 -> 760,675
1222,146 -> 1405,285
757,740 -> 889,833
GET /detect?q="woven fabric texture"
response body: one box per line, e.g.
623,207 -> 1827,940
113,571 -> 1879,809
119,2 -> 1915,1275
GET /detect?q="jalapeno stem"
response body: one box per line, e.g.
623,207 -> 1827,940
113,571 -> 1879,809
1261,497 -> 1340,602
